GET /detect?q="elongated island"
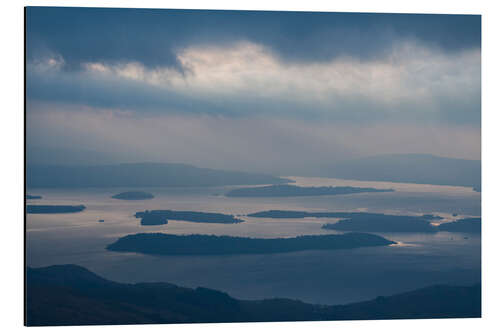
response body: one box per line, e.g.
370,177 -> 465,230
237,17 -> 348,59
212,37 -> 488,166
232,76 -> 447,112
135,210 -> 244,226
226,184 -> 394,197
106,232 -> 395,255
27,205 -> 86,214
112,191 -> 154,200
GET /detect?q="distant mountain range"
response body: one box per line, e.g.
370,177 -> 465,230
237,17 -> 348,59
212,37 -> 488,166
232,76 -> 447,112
26,264 -> 481,326
323,154 -> 480,189
25,153 -> 480,189
26,163 -> 290,188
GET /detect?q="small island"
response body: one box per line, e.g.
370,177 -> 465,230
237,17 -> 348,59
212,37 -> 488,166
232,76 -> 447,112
226,184 -> 394,197
26,194 -> 42,200
111,191 -> 154,200
135,210 -> 243,225
106,232 -> 395,255
27,205 -> 86,214
437,218 -> 481,233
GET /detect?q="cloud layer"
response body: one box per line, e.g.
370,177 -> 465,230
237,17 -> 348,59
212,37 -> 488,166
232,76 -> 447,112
25,8 -> 481,173
28,40 -> 480,124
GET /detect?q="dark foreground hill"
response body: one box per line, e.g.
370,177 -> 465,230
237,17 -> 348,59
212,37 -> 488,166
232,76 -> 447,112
26,264 -> 481,326
26,163 -> 290,188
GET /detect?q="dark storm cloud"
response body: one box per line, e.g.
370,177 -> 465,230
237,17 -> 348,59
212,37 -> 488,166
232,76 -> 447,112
26,7 -> 480,69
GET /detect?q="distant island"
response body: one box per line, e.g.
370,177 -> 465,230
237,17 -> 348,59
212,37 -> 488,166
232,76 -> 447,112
106,232 -> 395,255
26,194 -> 42,200
226,184 -> 394,197
248,210 -> 481,234
322,215 -> 436,233
112,191 -> 154,200
437,218 -> 481,233
26,163 -> 291,188
26,264 -> 481,326
422,214 -> 444,220
27,205 -> 86,214
249,210 -> 389,219
248,210 -> 439,233
135,210 -> 243,225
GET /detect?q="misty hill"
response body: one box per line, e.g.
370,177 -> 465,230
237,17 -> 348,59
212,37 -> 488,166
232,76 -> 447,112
26,146 -> 131,166
226,184 -> 393,197
26,264 -> 481,326
135,210 -> 243,225
323,154 -> 480,189
26,163 -> 290,188
112,191 -> 154,200
437,218 -> 481,233
106,233 -> 394,255
27,205 -> 86,214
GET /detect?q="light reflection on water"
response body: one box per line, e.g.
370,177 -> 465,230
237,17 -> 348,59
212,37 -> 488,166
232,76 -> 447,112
26,177 -> 481,305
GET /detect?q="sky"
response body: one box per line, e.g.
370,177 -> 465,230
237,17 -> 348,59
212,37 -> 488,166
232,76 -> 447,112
26,7 -> 481,174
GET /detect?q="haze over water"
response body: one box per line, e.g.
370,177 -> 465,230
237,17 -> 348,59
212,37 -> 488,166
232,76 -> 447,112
26,176 -> 480,305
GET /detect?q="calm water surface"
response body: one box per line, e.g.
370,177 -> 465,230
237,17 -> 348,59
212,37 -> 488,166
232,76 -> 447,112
26,177 -> 481,305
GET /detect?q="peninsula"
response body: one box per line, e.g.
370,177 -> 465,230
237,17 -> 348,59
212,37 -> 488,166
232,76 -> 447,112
226,184 -> 394,197
437,218 -> 481,233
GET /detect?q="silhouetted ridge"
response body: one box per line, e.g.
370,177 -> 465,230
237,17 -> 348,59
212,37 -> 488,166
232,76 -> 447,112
26,264 -> 481,326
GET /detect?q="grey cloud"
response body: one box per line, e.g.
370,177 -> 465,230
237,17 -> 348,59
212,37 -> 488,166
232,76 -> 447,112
26,7 -> 480,70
